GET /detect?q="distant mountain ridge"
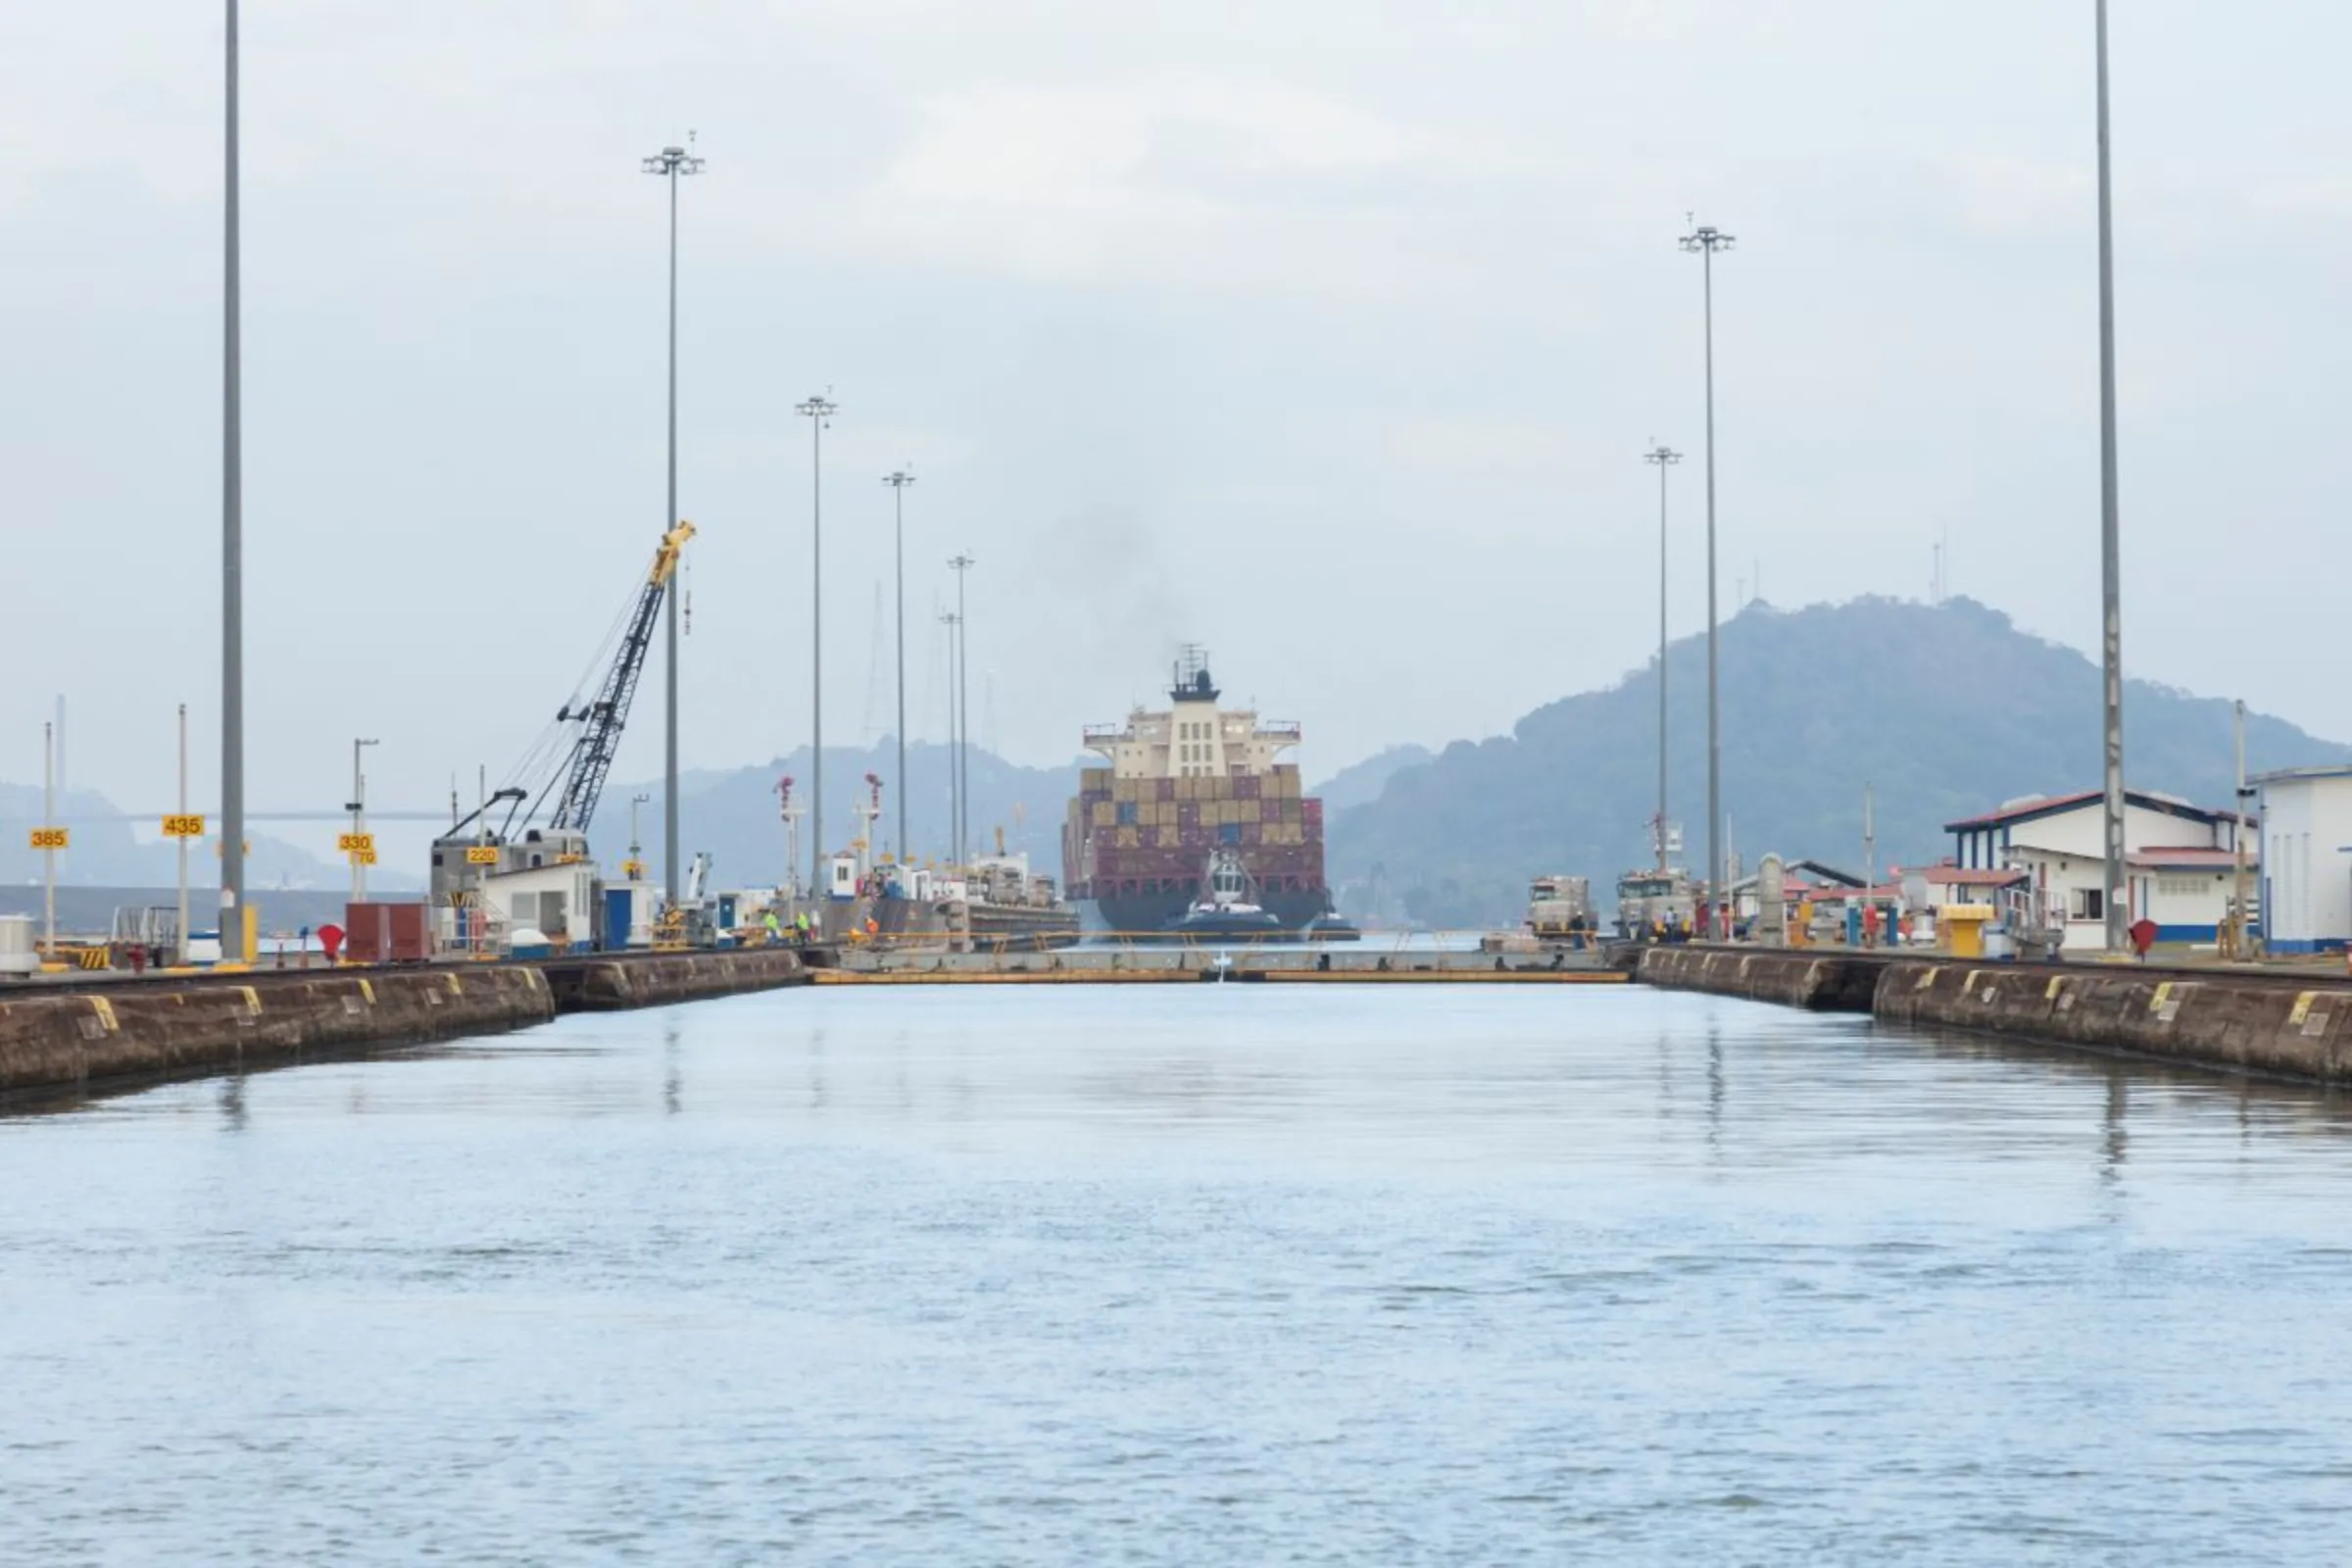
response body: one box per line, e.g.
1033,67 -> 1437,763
1329,597 -> 2351,927
1312,745 -> 1434,814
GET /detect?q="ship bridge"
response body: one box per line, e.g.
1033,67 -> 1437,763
1083,646 -> 1301,782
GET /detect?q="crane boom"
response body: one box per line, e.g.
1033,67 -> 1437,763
548,521 -> 696,835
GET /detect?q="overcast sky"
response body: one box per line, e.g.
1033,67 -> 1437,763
5,0 -> 2348,850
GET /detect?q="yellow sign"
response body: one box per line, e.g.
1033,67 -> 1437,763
465,846 -> 501,865
27,827 -> 68,851
213,839 -> 252,857
337,832 -> 376,856
163,814 -> 207,839
352,848 -> 378,866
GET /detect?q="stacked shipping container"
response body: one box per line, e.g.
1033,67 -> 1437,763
1063,762 -> 1328,919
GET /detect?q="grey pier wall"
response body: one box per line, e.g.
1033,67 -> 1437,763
1642,946 -> 2352,1086
1,947 -> 815,1105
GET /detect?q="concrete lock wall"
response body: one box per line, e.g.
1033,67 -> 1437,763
0,948 -> 817,1102
1640,943 -> 2352,1086
0,967 -> 555,1098
1639,947 -> 1879,1011
1872,961 -> 2352,1085
547,948 -> 809,1010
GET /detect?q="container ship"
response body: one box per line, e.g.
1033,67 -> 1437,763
1063,649 -> 1330,936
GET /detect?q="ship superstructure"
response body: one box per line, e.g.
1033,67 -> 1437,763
1063,648 -> 1329,935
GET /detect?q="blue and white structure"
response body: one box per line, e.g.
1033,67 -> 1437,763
2252,766 -> 2352,954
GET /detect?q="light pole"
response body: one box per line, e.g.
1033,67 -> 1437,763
1644,443 -> 1682,872
348,736 -> 378,903
939,608 -> 961,866
176,704 -> 189,965
2093,0 -> 2129,955
948,553 -> 975,866
799,394 -> 838,893
221,0 -> 246,960
642,135 -> 704,911
1863,781 -> 1877,940
1681,219 -> 1735,933
2230,700 -> 2255,959
883,468 -> 916,867
42,721 -> 56,958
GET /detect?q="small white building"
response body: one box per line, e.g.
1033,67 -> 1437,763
483,861 -> 596,949
1944,788 -> 2250,948
2253,765 -> 2352,954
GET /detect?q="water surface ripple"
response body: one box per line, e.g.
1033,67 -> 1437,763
5,986 -> 2350,1564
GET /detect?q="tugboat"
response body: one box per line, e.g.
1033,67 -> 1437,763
1301,902 -> 1361,942
1161,850 -> 1286,942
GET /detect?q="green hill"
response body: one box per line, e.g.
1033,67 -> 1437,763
1330,597 -> 2350,928
1313,745 -> 1434,814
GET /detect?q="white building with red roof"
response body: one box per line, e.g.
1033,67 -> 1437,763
1942,789 -> 2251,948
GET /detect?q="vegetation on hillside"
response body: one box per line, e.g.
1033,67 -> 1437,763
1330,597 -> 2348,928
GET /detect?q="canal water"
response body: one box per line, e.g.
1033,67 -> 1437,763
5,986 -> 2350,1564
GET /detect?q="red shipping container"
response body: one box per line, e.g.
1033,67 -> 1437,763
344,904 -> 388,964
384,903 -> 432,962
345,903 -> 433,963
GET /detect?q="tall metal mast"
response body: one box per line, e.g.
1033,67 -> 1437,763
641,136 -> 704,906
883,469 -> 916,865
1644,443 -> 1682,872
1680,220 -> 1735,933
948,553 -> 976,866
799,395 -> 838,893
2093,0 -> 2130,954
221,0 -> 245,957
938,608 -> 961,864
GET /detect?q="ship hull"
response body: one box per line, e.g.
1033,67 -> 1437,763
966,903 -> 1082,951
1088,888 -> 1330,939
870,895 -> 1081,952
